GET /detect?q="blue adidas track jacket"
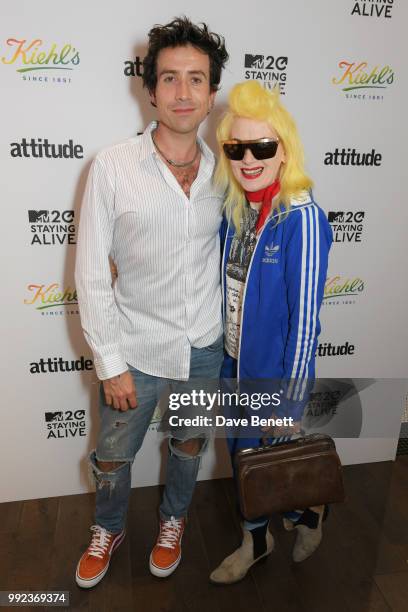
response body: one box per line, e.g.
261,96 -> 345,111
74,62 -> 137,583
221,192 -> 333,420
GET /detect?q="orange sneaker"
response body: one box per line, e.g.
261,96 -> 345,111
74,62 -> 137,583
75,525 -> 125,588
149,516 -> 185,577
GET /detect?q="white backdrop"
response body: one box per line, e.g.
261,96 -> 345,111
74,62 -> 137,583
1,0 -> 407,503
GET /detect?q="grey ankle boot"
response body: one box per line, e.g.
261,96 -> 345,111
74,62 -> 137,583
210,522 -> 274,584
292,505 -> 328,563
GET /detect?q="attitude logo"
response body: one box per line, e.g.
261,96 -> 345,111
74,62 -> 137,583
24,283 -> 78,316
30,356 -> 93,374
328,211 -> 365,243
351,1 -> 394,19
323,275 -> 365,306
244,54 -> 288,94
45,410 -> 86,440
332,61 -> 394,101
10,138 -> 83,159
124,56 -> 144,77
1,38 -> 80,85
316,341 -> 356,357
28,210 -> 76,246
324,148 -> 382,167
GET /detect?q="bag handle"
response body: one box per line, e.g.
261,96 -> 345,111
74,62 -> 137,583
260,432 -> 330,449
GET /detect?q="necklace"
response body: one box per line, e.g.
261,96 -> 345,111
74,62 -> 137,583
152,133 -> 200,168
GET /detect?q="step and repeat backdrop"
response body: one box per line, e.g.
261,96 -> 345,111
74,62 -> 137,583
1,0 -> 407,502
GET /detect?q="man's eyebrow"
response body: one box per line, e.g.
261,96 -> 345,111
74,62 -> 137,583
158,69 -> 208,79
188,70 -> 207,78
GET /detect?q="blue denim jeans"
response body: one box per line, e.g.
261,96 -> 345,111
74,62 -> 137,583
90,335 -> 224,533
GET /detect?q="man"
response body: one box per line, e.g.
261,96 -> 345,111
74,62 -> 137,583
74,17 -> 228,588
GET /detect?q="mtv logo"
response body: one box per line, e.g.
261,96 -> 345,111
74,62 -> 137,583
328,211 -> 344,223
45,411 -> 63,422
28,210 -> 49,223
245,54 -> 265,69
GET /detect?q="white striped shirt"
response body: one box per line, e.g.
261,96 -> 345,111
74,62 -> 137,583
75,122 -> 223,381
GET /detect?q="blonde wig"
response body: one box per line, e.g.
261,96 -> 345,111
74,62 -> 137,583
215,80 -> 313,231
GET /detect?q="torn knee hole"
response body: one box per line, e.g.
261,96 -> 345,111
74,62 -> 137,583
173,438 -> 203,456
96,460 -> 127,472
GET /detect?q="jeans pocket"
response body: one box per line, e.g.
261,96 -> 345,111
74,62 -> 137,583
206,334 -> 224,352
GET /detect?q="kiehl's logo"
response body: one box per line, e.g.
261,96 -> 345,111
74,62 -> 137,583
332,61 -> 394,92
24,283 -> 77,310
1,38 -> 80,72
323,276 -> 365,306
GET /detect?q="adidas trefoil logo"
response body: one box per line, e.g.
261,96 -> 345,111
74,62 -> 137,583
265,243 -> 280,256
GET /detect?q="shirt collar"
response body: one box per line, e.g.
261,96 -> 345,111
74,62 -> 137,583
138,120 -> 215,168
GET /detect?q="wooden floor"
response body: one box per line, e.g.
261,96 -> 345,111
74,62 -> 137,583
1,457 -> 407,612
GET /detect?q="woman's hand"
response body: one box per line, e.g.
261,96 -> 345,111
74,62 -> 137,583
260,414 -> 302,438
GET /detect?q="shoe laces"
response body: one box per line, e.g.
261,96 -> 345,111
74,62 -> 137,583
157,517 -> 183,549
87,525 -> 113,559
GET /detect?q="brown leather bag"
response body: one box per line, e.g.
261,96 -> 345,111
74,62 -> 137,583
234,434 -> 345,520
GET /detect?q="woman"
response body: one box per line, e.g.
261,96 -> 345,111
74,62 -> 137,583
210,80 -> 333,584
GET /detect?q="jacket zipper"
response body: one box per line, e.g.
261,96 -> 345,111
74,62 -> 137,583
221,217 -> 231,322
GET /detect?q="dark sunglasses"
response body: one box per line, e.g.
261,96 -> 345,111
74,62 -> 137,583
222,137 -> 280,161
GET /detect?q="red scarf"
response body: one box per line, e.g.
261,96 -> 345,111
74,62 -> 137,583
245,179 -> 281,233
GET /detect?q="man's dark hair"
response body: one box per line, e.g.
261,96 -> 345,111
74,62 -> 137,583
143,16 -> 228,93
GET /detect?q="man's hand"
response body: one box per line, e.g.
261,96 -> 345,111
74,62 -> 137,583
102,371 -> 137,411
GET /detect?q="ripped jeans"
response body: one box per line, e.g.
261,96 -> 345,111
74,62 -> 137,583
91,335 -> 224,533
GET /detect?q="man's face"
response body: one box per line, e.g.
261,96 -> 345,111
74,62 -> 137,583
150,44 -> 215,135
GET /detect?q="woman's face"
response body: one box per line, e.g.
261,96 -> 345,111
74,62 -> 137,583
228,117 -> 286,192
